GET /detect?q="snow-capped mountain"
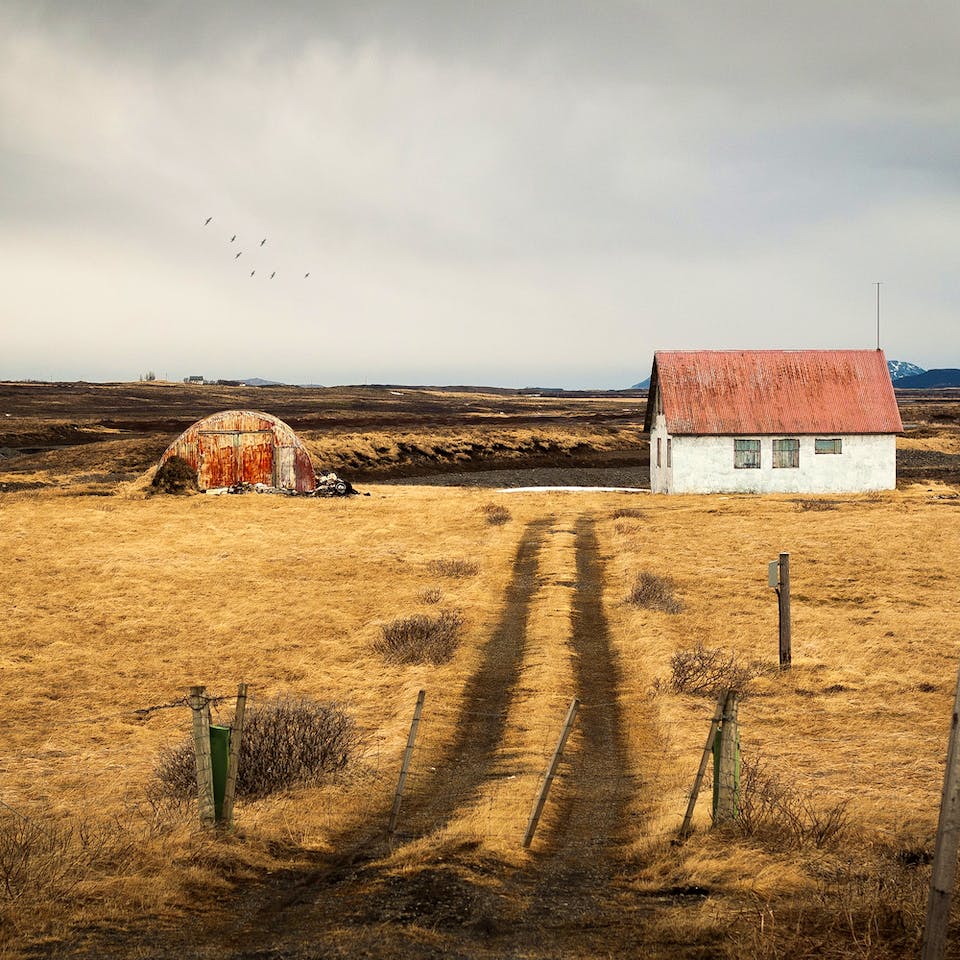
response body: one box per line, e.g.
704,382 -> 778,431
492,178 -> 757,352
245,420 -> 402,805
888,360 -> 926,381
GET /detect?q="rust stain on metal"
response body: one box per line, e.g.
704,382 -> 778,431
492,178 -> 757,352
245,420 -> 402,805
643,350 -> 903,436
157,410 -> 316,492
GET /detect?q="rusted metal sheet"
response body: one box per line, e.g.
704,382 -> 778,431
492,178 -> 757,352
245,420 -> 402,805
643,350 -> 903,436
157,410 -> 316,492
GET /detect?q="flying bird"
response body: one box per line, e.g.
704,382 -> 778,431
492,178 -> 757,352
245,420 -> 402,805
250,270 -> 256,277
234,251 -> 242,259
259,238 -> 267,246
204,217 -> 212,225
270,272 -> 276,279
304,272 -> 310,278
230,234 -> 236,242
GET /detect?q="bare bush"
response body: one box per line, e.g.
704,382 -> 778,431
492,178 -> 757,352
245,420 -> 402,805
418,587 -> 443,604
611,507 -> 645,520
375,611 -> 464,664
481,503 -> 511,525
668,642 -> 762,697
429,558 -> 479,578
155,697 -> 359,801
735,753 -> 850,849
794,498 -> 839,511
0,808 -> 133,902
628,571 -> 683,613
151,455 -> 198,494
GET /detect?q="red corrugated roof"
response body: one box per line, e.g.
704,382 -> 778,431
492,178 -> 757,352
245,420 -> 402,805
643,350 -> 903,435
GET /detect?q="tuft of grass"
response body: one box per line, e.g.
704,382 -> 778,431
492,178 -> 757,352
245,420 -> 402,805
375,611 -> 464,664
418,587 -> 443,604
155,697 -> 359,801
429,558 -> 480,578
611,507 -> 645,520
481,503 -> 512,525
627,571 -> 682,613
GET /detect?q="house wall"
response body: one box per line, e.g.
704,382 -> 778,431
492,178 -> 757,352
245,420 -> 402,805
650,432 -> 896,494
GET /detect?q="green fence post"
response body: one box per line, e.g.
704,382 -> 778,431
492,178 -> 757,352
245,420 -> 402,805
209,725 -> 231,823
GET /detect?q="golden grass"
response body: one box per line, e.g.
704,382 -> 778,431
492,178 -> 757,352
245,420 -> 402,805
2,477 -> 960,956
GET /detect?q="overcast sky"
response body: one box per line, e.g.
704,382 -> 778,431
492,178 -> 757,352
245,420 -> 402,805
2,1 -> 958,388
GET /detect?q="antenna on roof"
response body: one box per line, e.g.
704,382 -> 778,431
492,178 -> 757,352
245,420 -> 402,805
875,281 -> 882,350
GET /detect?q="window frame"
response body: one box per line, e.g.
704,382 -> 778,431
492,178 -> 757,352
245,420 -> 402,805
772,438 -> 800,469
815,438 -> 843,455
734,438 -> 761,470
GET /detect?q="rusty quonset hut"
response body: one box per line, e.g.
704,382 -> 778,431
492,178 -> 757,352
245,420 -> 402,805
157,410 -> 317,493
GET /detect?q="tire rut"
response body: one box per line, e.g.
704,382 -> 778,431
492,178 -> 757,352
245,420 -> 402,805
209,515 -> 557,954
392,515 -> 555,837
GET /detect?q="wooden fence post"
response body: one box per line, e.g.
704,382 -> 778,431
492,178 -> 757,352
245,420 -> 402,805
189,685 -> 216,827
388,689 -> 425,836
777,553 -> 791,669
922,660 -> 960,960
221,683 -> 248,828
712,691 -> 740,824
523,698 -> 579,849
679,694 -> 726,838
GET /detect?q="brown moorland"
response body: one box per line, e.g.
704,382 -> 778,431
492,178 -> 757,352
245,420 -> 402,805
1,383 -> 959,958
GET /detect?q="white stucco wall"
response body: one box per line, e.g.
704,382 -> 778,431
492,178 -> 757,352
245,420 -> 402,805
650,430 -> 896,494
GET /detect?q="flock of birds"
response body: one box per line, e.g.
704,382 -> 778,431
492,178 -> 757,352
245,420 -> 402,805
204,217 -> 310,279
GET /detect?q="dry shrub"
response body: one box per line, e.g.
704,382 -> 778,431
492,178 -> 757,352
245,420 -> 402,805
481,503 -> 511,525
628,571 -> 682,613
612,507 -> 645,519
0,807 -> 135,902
667,642 -> 763,697
155,697 -> 358,801
735,753 -> 850,849
375,611 -> 463,664
429,558 -> 479,578
728,852 -> 927,960
794,498 -> 839,511
151,455 -> 198,494
418,587 -> 443,604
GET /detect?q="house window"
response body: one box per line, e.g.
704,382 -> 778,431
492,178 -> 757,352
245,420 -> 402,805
734,438 -> 760,469
667,438 -> 672,468
773,438 -> 800,468
657,437 -> 662,467
815,438 -> 842,454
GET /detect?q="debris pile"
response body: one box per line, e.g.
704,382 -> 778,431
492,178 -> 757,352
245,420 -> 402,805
205,472 -> 358,498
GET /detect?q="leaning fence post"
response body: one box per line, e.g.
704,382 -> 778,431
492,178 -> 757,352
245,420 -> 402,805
189,685 -> 216,828
922,660 -> 960,960
523,698 -> 579,849
712,691 -> 740,824
388,689 -> 425,836
679,694 -> 726,838
221,683 -> 248,828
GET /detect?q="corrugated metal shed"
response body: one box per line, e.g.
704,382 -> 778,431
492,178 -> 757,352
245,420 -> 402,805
643,350 -> 903,436
157,410 -> 316,492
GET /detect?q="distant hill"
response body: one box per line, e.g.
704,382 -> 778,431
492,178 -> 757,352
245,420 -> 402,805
888,360 -> 926,381
241,377 -> 284,387
893,368 -> 960,389
630,377 -> 650,389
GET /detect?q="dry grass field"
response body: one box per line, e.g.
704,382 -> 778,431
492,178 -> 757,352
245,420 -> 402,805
2,384 -> 960,958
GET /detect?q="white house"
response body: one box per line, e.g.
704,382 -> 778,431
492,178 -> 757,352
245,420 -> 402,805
644,350 -> 902,494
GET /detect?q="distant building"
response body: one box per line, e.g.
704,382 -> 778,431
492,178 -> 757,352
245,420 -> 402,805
644,350 -> 902,494
184,375 -> 205,384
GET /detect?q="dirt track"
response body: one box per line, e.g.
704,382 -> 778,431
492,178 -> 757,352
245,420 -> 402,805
42,513 -> 713,960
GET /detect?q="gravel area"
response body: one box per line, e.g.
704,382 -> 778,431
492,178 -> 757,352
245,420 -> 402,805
379,465 -> 650,488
